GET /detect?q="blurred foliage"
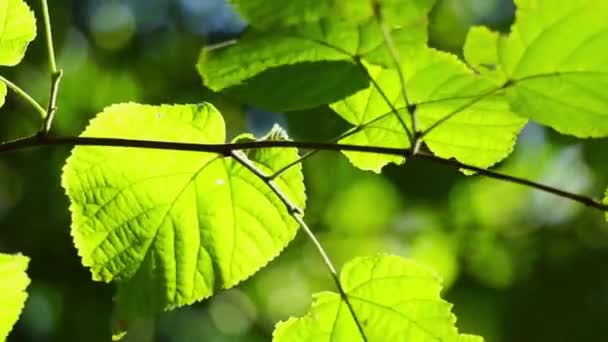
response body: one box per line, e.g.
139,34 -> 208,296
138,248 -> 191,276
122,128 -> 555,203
1,0 -> 608,341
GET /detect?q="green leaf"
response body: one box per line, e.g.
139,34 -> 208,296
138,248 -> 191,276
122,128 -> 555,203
497,0 -> 608,137
0,81 -> 6,109
331,49 -> 526,171
0,253 -> 30,341
463,26 -> 504,82
272,254 -> 481,342
198,1 -> 434,111
330,65 -> 409,173
0,0 -> 37,66
62,103 -> 305,317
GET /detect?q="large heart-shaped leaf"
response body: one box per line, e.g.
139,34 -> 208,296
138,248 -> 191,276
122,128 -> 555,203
273,254 -> 482,341
0,253 -> 30,341
62,103 -> 305,317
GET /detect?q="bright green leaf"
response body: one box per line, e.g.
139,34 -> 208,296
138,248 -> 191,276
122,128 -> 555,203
198,1 -> 434,111
273,254 -> 481,342
62,103 -> 305,317
331,48 -> 526,171
330,65 -> 409,172
463,26 -> 504,82
0,0 -> 37,66
0,253 -> 30,341
0,81 -> 6,109
498,0 -> 608,137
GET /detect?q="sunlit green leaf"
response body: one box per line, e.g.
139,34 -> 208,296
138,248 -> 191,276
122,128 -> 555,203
62,103 -> 305,317
463,26 -> 504,82
273,254 -> 481,342
0,82 -> 6,109
0,0 -> 36,66
330,65 -> 409,172
0,253 -> 30,341
497,0 -> 608,137
198,1 -> 434,111
331,48 -> 526,171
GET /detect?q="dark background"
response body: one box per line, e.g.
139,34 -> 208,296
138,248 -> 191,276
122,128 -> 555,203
2,0 -> 608,341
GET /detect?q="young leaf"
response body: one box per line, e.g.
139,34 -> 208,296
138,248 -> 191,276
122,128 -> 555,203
495,0 -> 608,137
273,254 -> 481,342
463,26 -> 504,82
198,1 -> 434,111
0,253 -> 30,341
331,48 -> 526,172
0,0 -> 37,66
62,103 -> 305,317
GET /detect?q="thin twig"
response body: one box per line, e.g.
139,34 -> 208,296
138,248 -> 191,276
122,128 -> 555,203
39,0 -> 63,134
0,134 -> 606,212
40,0 -> 58,74
415,150 -> 608,211
0,75 -> 47,118
269,110 -> 404,179
41,70 -> 63,133
229,150 -> 368,341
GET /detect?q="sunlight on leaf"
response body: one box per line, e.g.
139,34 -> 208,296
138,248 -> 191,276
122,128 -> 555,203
331,48 -> 526,171
0,0 -> 37,66
0,82 -> 6,110
62,103 -> 305,317
273,254 -> 481,342
0,253 -> 30,341
495,0 -> 608,137
330,65 -> 409,172
463,26 -> 504,83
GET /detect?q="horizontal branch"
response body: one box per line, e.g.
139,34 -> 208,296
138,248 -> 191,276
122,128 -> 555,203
415,151 -> 608,211
1,134 -> 607,212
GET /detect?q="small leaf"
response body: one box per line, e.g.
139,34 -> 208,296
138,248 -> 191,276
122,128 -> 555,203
497,0 -> 608,137
0,253 -> 30,341
272,254 -> 481,342
463,26 -> 504,82
0,0 -> 37,66
62,103 -> 305,317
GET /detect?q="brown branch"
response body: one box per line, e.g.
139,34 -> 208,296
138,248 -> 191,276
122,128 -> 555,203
1,134 -> 606,212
